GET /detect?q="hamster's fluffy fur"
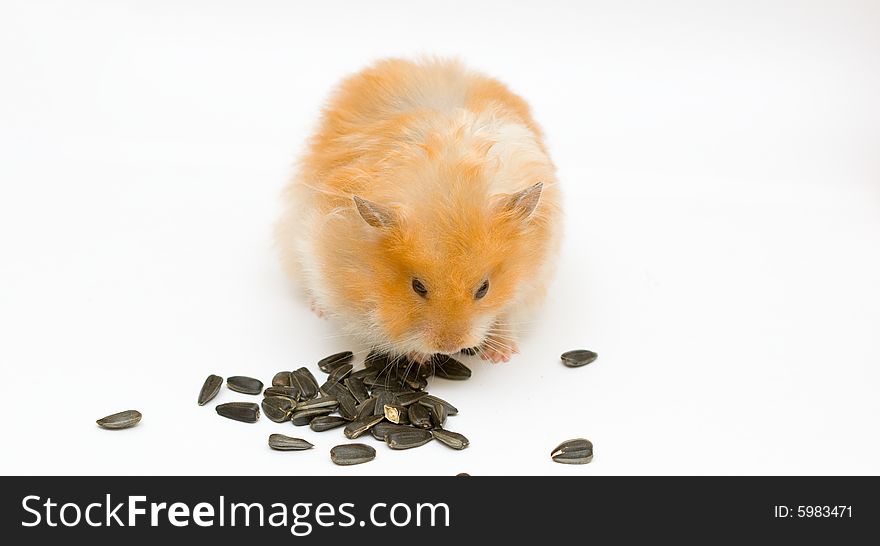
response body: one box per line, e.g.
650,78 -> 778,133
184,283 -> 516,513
276,58 -> 562,363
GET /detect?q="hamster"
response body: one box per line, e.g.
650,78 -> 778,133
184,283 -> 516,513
276,58 -> 562,363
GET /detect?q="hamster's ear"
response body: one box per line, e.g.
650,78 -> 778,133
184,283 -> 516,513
495,182 -> 543,221
353,195 -> 397,229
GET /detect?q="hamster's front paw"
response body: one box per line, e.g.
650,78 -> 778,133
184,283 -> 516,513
309,298 -> 326,319
478,334 -> 519,363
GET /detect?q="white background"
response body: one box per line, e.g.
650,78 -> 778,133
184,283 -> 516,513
1,0 -> 878,476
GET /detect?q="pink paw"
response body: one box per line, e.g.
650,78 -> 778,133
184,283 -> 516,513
309,299 -> 326,318
478,337 -> 519,363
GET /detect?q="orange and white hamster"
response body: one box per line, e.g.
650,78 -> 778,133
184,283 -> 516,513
276,58 -> 562,363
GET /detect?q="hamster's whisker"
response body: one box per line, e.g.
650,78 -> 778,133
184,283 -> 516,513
482,337 -> 515,353
347,347 -> 376,360
494,320 -> 539,326
349,347 -> 377,358
401,357 -> 417,386
382,352 -> 409,389
481,338 -> 506,350
487,325 -> 518,334
362,335 -> 420,388
485,330 -> 518,341
489,323 -> 534,330
380,354 -> 401,389
360,342 -> 396,357
476,341 -> 505,360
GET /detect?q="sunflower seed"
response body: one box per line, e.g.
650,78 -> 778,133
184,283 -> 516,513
197,375 -> 223,406
428,400 -> 447,428
368,381 -> 410,394
431,356 -> 472,380
290,407 -> 334,426
373,391 -> 396,416
227,376 -> 264,395
349,368 -> 372,380
377,363 -> 404,384
364,350 -> 390,370
560,350 -> 598,368
287,369 -> 306,396
294,396 -> 338,411
397,391 -> 429,406
386,429 -> 433,450
268,434 -> 314,451
321,381 -> 358,420
460,347 -> 478,356
264,396 -> 296,411
330,443 -> 376,465
408,403 -> 432,429
272,371 -> 293,387
297,366 -> 319,386
432,429 -> 469,450
262,396 -> 295,423
419,395 -> 458,416
319,379 -> 347,398
343,414 -> 385,439
355,397 -> 377,419
370,387 -> 399,397
293,367 -> 320,399
371,421 -> 412,441
216,402 -> 260,423
404,375 -> 428,391
318,351 -> 354,374
374,371 -> 413,391
383,404 -> 409,425
263,386 -> 301,401
96,410 -> 142,429
551,438 -> 593,464
344,377 -> 369,403
326,363 -> 353,386
361,375 -> 382,388
337,394 -> 358,420
310,415 -> 348,432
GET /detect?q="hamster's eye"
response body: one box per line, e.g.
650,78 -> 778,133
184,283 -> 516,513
412,278 -> 428,298
475,279 -> 489,300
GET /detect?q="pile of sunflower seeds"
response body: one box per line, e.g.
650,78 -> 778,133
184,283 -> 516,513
195,347 -> 597,466
199,350 -> 471,465
302,351 -> 470,462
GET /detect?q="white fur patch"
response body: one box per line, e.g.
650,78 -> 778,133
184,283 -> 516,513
484,121 -> 548,195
